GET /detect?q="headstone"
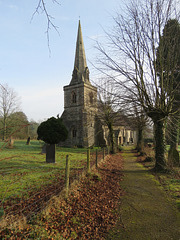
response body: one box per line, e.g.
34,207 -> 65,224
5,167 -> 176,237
8,137 -> 14,148
26,136 -> 30,145
46,144 -> 55,163
41,143 -> 47,154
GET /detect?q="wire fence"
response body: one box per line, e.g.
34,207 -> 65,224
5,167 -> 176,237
0,147 -> 109,226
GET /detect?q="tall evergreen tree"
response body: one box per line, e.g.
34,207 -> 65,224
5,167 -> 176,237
96,0 -> 179,171
156,19 -> 180,166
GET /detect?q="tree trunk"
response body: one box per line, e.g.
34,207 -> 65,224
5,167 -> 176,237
154,120 -> 167,171
136,128 -> 144,153
46,144 -> 56,163
2,119 -> 6,141
109,124 -> 115,154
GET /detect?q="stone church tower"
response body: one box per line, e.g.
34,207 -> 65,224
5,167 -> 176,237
61,21 -> 97,147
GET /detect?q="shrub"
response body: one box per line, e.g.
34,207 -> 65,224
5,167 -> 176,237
37,117 -> 68,144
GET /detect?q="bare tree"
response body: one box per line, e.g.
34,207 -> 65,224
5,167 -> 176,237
130,105 -> 148,153
96,0 -> 180,171
94,76 -> 149,154
0,84 -> 21,140
97,91 -> 117,153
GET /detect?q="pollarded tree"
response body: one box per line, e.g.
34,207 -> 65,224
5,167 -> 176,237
96,78 -> 148,153
129,105 -> 148,154
96,0 -> 180,171
97,93 -> 117,153
96,78 -> 121,153
37,116 -> 68,163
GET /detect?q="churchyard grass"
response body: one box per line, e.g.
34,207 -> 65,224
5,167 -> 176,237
138,145 -> 180,210
0,140 -> 88,201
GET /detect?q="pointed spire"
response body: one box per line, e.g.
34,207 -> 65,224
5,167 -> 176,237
70,20 -> 90,85
74,20 -> 87,71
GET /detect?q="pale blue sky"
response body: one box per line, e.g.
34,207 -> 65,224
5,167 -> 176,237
0,0 -> 123,122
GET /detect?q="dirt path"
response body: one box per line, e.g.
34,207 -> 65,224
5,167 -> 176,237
107,149 -> 180,240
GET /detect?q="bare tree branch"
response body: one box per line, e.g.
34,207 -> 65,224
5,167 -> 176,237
31,0 -> 60,54
95,0 -> 180,171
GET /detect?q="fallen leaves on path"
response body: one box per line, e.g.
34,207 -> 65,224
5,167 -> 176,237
0,153 -> 124,239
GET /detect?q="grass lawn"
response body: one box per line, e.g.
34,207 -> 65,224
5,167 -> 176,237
137,145 -> 180,210
0,140 -> 89,202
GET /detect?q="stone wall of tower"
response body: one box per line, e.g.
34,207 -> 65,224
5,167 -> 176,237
60,82 -> 97,147
60,110 -> 83,147
82,83 -> 97,147
59,21 -> 98,148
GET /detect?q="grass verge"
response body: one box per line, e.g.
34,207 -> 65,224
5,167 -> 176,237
137,146 -> 180,210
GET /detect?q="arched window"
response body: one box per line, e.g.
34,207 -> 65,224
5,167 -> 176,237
89,92 -> 93,104
72,129 -> 77,138
72,91 -> 77,103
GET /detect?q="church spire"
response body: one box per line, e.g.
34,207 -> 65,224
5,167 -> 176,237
70,20 -> 90,85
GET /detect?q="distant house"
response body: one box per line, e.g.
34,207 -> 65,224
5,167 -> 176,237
60,21 -> 137,148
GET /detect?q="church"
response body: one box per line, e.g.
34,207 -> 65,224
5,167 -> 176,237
60,21 -> 137,148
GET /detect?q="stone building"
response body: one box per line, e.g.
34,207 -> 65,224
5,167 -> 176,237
100,117 -> 137,147
61,21 -> 137,148
61,21 -> 97,147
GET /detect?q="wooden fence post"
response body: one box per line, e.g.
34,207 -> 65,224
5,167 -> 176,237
95,149 -> 98,168
65,155 -> 70,198
87,149 -> 90,173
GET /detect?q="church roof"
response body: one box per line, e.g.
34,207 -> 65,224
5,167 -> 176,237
70,20 -> 90,85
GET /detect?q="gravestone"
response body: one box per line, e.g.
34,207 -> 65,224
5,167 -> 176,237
8,137 -> 14,148
46,144 -> 55,163
41,143 -> 47,154
26,136 -> 30,145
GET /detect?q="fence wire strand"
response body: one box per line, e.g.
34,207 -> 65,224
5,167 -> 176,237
0,148 -> 108,225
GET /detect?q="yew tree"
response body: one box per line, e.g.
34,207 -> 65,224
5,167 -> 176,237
156,19 -> 180,166
37,117 -> 68,163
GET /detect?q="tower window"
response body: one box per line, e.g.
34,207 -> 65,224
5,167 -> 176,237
72,129 -> 77,138
72,92 -> 77,103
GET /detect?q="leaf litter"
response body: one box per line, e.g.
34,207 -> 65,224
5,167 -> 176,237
0,153 -> 124,239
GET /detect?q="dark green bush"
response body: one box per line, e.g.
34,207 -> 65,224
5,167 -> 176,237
37,117 -> 68,144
